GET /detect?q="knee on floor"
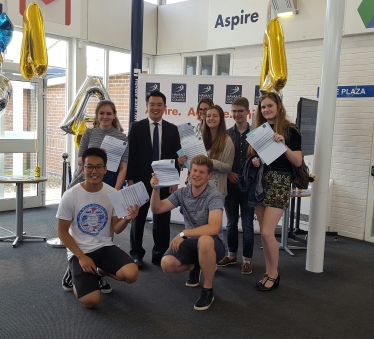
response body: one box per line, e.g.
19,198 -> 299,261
79,291 -> 100,309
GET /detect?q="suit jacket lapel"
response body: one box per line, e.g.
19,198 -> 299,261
142,118 -> 152,150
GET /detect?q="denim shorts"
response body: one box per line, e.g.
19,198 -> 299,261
164,236 -> 226,265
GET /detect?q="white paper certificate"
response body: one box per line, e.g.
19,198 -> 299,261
246,122 -> 287,165
151,159 -> 180,188
108,182 -> 149,218
177,122 -> 195,140
179,136 -> 207,168
101,135 -> 128,172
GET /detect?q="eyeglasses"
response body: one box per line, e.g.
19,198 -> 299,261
198,108 -> 208,112
84,165 -> 106,172
231,110 -> 247,114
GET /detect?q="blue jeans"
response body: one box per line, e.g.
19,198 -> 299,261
225,188 -> 255,260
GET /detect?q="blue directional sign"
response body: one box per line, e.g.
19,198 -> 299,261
317,85 -> 374,98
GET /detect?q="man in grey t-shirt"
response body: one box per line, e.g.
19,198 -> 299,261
150,155 -> 226,311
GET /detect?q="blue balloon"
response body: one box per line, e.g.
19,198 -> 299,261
0,12 -> 14,53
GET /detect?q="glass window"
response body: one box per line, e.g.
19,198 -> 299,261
109,51 -> 131,75
5,32 -> 67,79
185,57 -> 197,75
1,80 -> 37,134
217,54 -> 230,76
200,55 -> 213,75
108,51 -> 131,135
145,0 -> 158,4
87,45 -> 105,77
3,30 -> 22,63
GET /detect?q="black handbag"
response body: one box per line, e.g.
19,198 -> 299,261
291,158 -> 310,189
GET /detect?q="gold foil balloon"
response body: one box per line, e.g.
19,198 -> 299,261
60,76 -> 124,148
260,18 -> 287,93
20,2 -> 48,80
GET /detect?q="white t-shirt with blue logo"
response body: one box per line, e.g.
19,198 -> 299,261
56,183 -> 117,260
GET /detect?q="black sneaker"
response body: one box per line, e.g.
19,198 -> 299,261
99,277 -> 112,294
186,264 -> 201,287
62,266 -> 73,291
194,288 -> 214,311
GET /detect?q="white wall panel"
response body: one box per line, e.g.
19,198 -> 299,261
87,0 -> 157,54
275,0 -> 326,42
207,0 -> 268,49
157,0 -> 209,55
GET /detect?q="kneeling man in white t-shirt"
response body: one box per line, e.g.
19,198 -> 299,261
56,147 -> 139,309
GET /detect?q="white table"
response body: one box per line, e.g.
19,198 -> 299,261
0,176 -> 47,248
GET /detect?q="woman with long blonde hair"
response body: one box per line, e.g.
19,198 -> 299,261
202,105 -> 234,197
250,92 -> 302,291
78,100 -> 128,190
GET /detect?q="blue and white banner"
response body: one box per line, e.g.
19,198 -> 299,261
138,74 -> 259,129
317,85 -> 374,98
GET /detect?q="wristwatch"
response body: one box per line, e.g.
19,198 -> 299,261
179,231 -> 187,239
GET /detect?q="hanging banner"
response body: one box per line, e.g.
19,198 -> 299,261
137,74 -> 259,129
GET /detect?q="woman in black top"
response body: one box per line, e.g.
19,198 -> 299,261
249,92 -> 302,291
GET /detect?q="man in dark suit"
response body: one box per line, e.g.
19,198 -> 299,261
127,90 -> 181,267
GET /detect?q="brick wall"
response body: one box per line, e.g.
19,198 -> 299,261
46,84 -> 66,176
153,34 -> 374,240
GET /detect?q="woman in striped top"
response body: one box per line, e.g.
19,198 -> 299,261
77,100 -> 129,190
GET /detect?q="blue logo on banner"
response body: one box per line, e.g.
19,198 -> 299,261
171,83 -> 187,102
317,85 -> 374,98
198,84 -> 214,101
225,85 -> 242,104
254,85 -> 261,105
146,82 -> 160,99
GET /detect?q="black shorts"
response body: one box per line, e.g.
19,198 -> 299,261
69,245 -> 134,298
164,236 -> 226,265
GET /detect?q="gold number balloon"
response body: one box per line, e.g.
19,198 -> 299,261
20,2 -> 48,80
60,76 -> 124,149
260,18 -> 287,93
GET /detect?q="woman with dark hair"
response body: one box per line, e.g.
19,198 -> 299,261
250,92 -> 302,291
202,105 -> 234,197
194,98 -> 214,137
77,100 -> 128,190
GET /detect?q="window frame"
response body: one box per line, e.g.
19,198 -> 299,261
182,49 -> 234,76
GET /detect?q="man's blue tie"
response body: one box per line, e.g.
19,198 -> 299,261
152,122 -> 159,161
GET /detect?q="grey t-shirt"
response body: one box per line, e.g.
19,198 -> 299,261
78,127 -> 129,163
168,184 -> 225,241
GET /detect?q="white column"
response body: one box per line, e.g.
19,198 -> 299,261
306,0 -> 345,272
